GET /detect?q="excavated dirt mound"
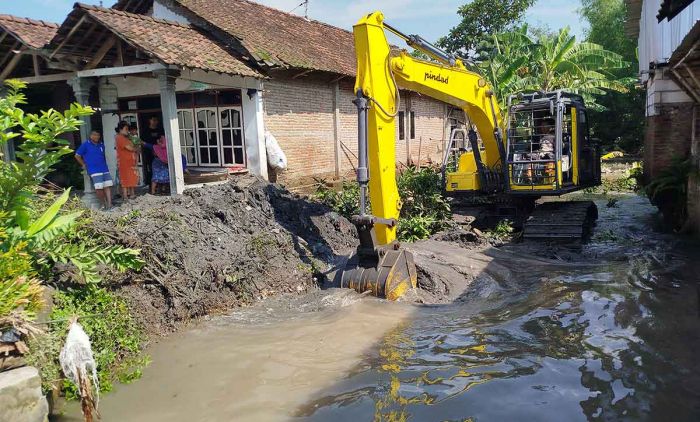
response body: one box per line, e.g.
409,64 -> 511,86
93,176 -> 357,335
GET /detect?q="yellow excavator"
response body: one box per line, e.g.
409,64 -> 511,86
339,12 -> 601,300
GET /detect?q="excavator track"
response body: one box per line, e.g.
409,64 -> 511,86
523,201 -> 598,240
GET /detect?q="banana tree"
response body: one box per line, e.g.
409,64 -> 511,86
526,27 -> 628,109
476,25 -> 628,110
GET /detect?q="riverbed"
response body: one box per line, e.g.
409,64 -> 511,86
58,193 -> 700,421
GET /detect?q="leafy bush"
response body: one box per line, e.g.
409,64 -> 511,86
487,219 -> 515,241
0,242 -> 43,319
314,179 -> 363,217
49,286 -> 147,397
0,80 -> 147,398
396,166 -> 451,241
314,166 -> 452,242
646,157 -> 696,230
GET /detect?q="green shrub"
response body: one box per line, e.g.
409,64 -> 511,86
0,242 -> 43,319
314,166 -> 452,242
646,157 -> 696,230
487,219 -> 515,241
314,179 -> 363,218
49,286 -> 147,397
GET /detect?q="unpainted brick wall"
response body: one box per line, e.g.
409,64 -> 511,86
687,105 -> 700,234
263,76 -> 449,184
643,101 -> 700,235
643,102 -> 693,181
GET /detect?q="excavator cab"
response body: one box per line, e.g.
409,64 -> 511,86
505,91 -> 601,195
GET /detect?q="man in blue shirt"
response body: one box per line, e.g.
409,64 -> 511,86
75,130 -> 113,209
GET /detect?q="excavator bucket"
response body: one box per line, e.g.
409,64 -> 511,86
340,243 -> 417,301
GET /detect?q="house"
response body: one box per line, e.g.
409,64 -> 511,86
0,0 -> 455,202
625,0 -> 700,231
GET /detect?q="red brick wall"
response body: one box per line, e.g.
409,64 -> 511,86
687,105 -> 700,234
263,76 -> 336,180
264,75 -> 449,184
643,102 -> 694,182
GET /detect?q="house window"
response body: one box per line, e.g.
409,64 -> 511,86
398,111 -> 405,140
196,108 -> 220,165
120,90 -> 245,168
177,110 -> 196,165
410,111 -> 416,139
220,107 -> 245,166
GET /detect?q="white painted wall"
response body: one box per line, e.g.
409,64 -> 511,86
637,0 -> 700,79
646,67 -> 693,115
151,0 -> 190,24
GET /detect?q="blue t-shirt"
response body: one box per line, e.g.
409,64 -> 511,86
75,140 -> 109,175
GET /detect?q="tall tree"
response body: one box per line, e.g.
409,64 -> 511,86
438,0 -> 536,56
477,25 -> 627,110
579,0 -> 644,153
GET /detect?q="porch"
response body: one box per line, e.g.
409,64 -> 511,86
4,4 -> 268,204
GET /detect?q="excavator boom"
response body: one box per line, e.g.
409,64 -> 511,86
340,12 -> 600,300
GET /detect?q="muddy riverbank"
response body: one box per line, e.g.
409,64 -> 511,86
91,176 -> 358,336
58,191 -> 700,421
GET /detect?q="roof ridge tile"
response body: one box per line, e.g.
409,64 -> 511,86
0,14 -> 59,28
76,2 -> 190,28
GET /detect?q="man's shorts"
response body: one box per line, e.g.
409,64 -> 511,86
90,172 -> 114,189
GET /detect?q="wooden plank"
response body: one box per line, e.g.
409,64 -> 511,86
32,54 -> 40,76
115,39 -> 124,66
333,81 -> 341,177
0,49 -> 24,80
76,62 -> 167,77
17,72 -> 76,84
50,14 -> 87,59
84,35 -> 116,69
67,23 -> 98,55
0,40 -> 20,69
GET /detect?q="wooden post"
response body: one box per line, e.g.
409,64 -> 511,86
333,81 -> 341,178
405,92 -> 411,165
156,69 -> 185,195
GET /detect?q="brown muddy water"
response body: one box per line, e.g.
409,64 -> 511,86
58,194 -> 700,421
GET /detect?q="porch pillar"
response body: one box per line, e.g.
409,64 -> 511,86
155,69 -> 185,195
0,86 -> 13,163
68,76 -> 99,207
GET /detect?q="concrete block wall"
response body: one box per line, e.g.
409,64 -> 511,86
264,75 -> 449,184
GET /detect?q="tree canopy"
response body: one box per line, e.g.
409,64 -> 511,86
437,0 -> 535,56
579,0 -> 644,153
477,25 -> 628,110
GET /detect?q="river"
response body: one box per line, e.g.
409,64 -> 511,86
58,194 -> 700,421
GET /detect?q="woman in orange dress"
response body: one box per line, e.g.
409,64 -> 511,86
115,121 -> 139,200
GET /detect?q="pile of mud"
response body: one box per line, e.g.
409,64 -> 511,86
93,176 -> 357,335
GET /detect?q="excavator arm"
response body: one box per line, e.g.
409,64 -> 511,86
339,12 -> 506,300
352,11 -> 507,245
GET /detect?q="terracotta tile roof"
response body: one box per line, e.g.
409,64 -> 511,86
171,0 -> 356,76
0,14 -> 58,49
67,4 -> 262,77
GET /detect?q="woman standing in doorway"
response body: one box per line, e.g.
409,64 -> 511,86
115,121 -> 139,200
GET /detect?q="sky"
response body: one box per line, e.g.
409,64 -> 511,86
1,0 -> 588,44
